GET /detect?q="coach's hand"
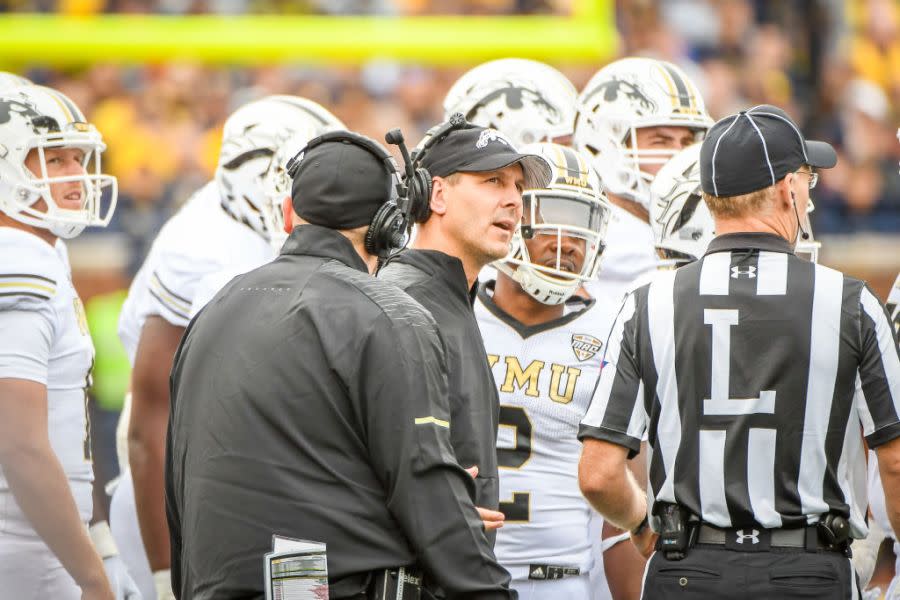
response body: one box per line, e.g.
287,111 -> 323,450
465,466 -> 505,531
631,527 -> 658,559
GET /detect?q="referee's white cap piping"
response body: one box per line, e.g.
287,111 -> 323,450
742,112 -> 775,186
709,113 -> 741,197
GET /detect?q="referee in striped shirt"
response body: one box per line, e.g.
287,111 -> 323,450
577,104 -> 900,599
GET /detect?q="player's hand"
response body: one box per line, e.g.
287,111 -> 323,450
630,527 -> 658,559
89,520 -> 142,599
153,569 -> 177,600
103,555 -> 142,599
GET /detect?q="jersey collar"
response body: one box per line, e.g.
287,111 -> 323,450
280,224 -> 369,273
386,249 -> 476,306
477,280 -> 594,339
704,232 -> 795,256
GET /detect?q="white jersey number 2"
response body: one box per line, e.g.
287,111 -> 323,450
498,405 -> 533,523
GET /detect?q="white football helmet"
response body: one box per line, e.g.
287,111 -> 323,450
0,86 -> 117,239
649,143 -> 715,267
215,95 -> 346,242
261,128 -> 317,249
0,71 -> 32,92
574,57 -> 713,210
443,58 -> 577,147
497,143 -> 611,305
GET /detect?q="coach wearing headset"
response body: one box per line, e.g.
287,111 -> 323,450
379,118 -> 552,544
164,132 -> 516,599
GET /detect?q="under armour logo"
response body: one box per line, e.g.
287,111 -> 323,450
731,266 -> 757,279
735,529 -> 760,544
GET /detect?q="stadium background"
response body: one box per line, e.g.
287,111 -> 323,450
1,0 -> 898,574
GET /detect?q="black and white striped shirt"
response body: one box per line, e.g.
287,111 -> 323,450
579,232 -> 900,537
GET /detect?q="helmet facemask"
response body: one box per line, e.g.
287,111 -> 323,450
649,142 -> 715,268
574,57 -> 714,210
499,189 -> 609,305
215,145 -> 274,238
3,125 -> 117,239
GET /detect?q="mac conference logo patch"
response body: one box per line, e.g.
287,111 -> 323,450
571,333 -> 602,361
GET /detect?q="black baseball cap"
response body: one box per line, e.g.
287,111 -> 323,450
290,135 -> 395,229
700,105 -> 837,197
420,126 -> 552,190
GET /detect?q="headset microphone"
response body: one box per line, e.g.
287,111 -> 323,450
384,128 -> 416,222
791,191 -> 810,240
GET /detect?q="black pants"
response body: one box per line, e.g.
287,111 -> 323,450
641,546 -> 859,599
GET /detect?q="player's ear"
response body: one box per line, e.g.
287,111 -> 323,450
282,196 -> 294,234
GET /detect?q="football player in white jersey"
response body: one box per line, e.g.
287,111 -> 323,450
475,143 -> 614,599
0,85 -> 131,599
110,96 -> 344,600
443,58 -> 578,147
574,57 -> 713,308
649,143 -> 715,269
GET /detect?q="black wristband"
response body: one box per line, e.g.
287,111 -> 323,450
630,514 -> 649,537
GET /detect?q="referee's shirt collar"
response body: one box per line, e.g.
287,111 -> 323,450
280,223 -> 370,273
704,232 -> 795,256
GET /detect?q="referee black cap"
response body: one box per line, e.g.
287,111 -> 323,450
290,135 -> 394,230
700,105 -> 837,197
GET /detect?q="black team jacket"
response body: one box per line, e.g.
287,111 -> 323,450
165,225 -> 512,599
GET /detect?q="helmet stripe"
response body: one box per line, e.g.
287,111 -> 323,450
656,64 -> 680,112
58,92 -> 85,122
561,146 -> 583,183
45,90 -> 73,122
661,63 -> 695,114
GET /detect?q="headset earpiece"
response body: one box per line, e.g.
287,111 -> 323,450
295,130 -> 409,260
385,113 -> 474,225
364,201 -> 407,258
409,168 -> 433,223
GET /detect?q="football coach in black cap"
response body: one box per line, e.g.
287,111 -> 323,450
578,104 -> 900,599
164,131 -> 518,599
379,117 -> 552,540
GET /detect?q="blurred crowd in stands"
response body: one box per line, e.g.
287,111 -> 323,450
2,0 -> 899,280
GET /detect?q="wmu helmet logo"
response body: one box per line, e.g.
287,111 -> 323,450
571,334 -> 602,361
476,128 -> 514,150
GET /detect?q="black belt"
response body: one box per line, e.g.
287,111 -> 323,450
331,566 -> 424,599
696,524 -> 837,552
369,566 -> 424,600
527,564 -> 581,580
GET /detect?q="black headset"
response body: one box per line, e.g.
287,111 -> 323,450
286,130 -> 410,259
384,112 -> 474,224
